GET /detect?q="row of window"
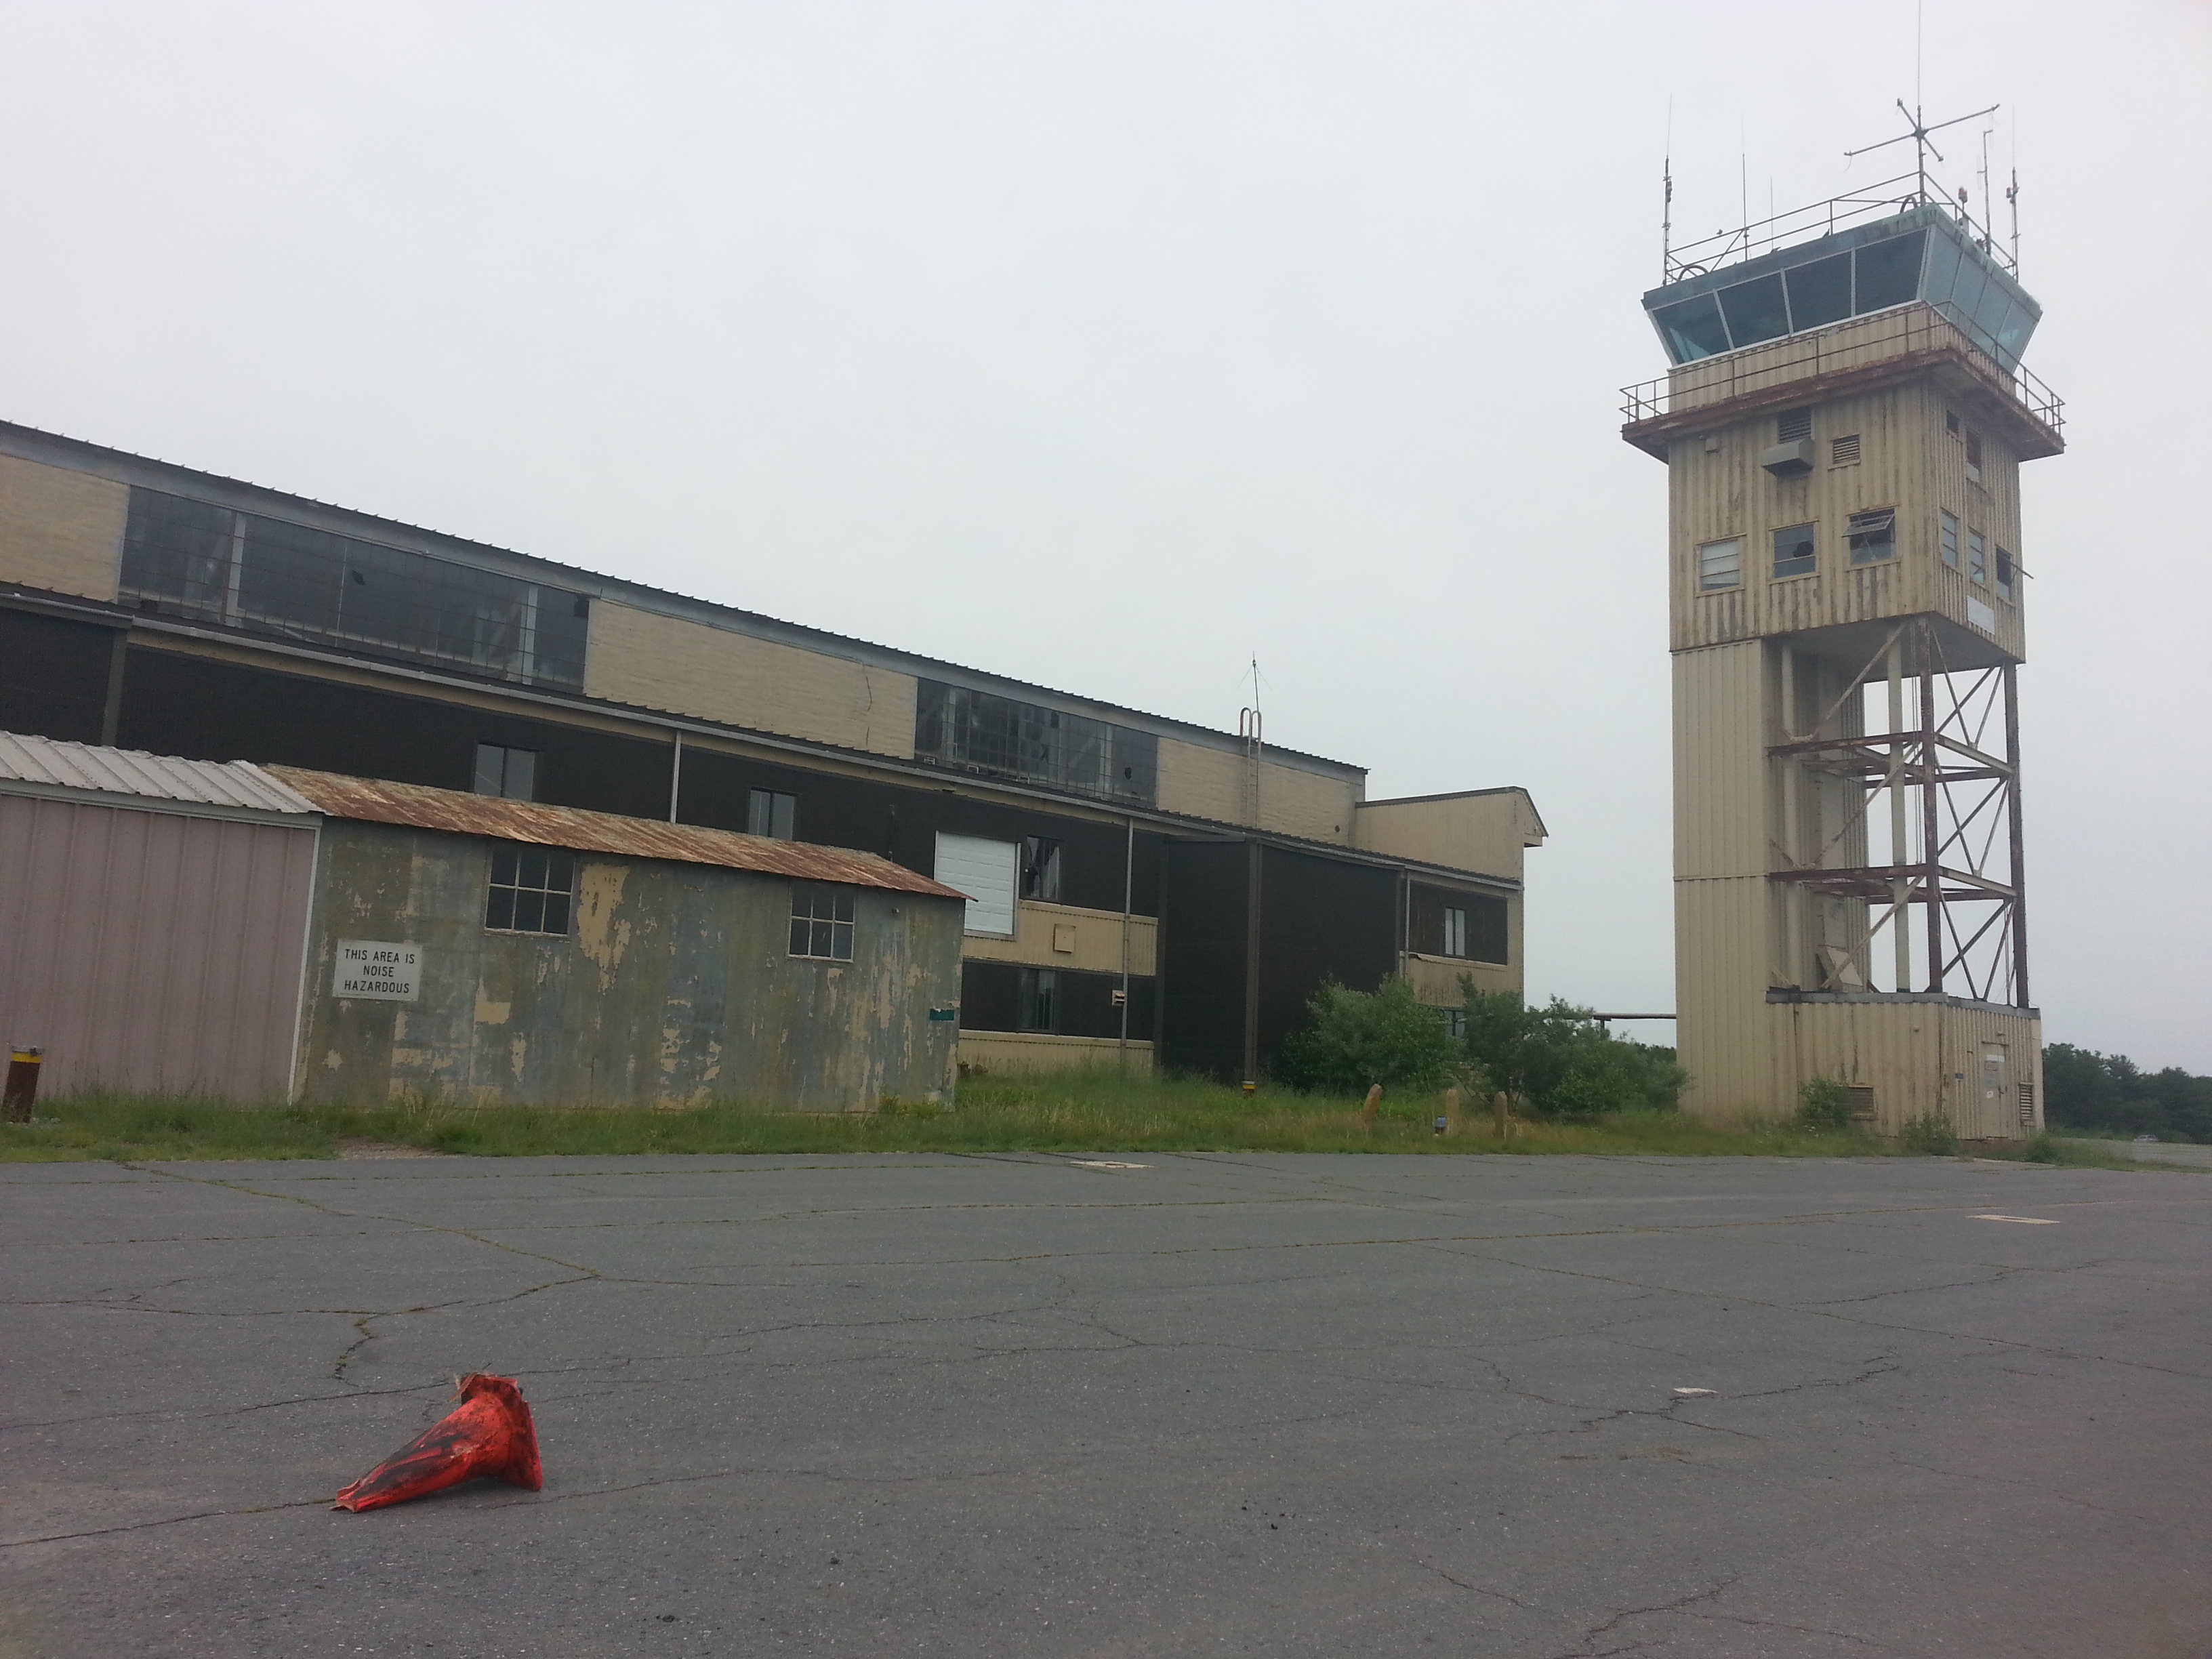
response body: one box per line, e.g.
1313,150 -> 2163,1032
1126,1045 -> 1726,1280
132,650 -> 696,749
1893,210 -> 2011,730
480,846 -> 859,962
1697,511 -> 2013,598
121,489 -> 590,690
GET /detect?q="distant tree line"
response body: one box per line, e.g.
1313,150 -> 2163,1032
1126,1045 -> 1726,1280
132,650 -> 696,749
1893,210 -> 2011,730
2044,1044 -> 2212,1143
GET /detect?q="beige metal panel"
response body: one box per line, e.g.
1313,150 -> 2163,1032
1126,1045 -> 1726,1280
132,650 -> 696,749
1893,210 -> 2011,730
1769,1000 -> 2041,1139
1400,954 -> 1516,1005
1155,738 -> 1357,840
0,455 -> 125,601
585,599 -> 918,758
1670,384 -> 1969,653
1673,874 -> 1775,1118
1673,642 -> 1769,878
0,793 -> 316,1099
955,1031 -> 1154,1076
956,900 -> 1158,977
1351,790 -> 1542,880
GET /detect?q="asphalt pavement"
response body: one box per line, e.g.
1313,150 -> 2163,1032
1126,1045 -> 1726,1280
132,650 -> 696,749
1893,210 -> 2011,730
3,1149 -> 2207,1658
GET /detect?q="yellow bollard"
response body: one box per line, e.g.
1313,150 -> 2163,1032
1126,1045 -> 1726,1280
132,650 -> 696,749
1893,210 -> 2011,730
1361,1084 -> 1382,1125
1492,1090 -> 1511,1139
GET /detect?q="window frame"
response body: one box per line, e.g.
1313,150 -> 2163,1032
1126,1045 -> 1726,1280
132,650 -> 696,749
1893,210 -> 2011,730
1696,537 -> 1744,592
1020,835 -> 1063,902
747,788 -> 797,840
1771,522 -> 1818,581
1845,508 -> 1897,566
1968,528 -> 1989,585
485,844 -> 576,937
1441,906 -> 1469,960
1940,510 -> 1961,569
787,883 -> 856,962
474,743 -> 537,801
1017,966 -> 1059,1033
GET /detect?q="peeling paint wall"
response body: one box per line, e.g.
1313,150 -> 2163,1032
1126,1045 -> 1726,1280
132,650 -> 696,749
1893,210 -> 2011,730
297,822 -> 963,1111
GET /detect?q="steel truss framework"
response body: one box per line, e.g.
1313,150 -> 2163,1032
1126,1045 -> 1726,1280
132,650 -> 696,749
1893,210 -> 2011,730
1767,619 -> 2027,1006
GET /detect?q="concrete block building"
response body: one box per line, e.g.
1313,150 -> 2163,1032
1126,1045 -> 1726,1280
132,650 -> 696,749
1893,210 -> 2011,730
0,420 -> 1542,1082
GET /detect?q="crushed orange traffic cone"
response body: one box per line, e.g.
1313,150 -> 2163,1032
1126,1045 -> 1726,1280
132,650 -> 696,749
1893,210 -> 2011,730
333,1373 -> 541,1513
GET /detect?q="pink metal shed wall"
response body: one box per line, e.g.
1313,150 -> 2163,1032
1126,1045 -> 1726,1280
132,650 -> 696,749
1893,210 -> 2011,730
0,795 -> 316,1098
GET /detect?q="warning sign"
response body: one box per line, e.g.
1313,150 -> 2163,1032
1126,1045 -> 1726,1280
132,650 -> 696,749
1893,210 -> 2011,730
334,940 -> 422,1002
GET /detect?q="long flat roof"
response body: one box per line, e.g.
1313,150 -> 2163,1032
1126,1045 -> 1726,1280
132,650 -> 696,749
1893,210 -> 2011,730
0,418 -> 1362,779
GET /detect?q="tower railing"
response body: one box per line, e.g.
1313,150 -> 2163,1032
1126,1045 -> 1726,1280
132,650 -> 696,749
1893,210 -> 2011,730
1620,302 -> 2062,442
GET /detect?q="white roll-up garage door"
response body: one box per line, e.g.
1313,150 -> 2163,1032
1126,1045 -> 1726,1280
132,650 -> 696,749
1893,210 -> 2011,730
933,832 -> 1019,937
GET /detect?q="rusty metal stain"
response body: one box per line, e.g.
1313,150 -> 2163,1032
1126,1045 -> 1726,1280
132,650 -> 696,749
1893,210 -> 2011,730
267,766 -> 962,897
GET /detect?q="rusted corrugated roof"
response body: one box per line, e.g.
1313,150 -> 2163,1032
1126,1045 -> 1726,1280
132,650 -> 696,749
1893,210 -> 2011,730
0,732 -> 317,815
266,766 -> 964,898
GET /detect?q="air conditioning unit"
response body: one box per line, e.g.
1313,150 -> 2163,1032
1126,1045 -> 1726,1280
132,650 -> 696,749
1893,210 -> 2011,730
1759,438 -> 1816,477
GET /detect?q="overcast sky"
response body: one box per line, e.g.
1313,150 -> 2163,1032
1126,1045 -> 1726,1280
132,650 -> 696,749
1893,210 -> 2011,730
0,1 -> 2203,1070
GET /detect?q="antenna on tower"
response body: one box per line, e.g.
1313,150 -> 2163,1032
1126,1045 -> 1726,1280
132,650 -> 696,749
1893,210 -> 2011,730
1844,99 -> 1997,206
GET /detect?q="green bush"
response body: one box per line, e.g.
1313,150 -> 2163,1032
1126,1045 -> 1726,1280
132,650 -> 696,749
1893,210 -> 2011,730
1898,1112 -> 1959,1156
1275,977 -> 1460,1095
1797,1077 -> 1856,1131
1458,985 -> 1685,1120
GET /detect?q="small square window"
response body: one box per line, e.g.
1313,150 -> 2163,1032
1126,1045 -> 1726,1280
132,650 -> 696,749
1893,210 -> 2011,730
486,844 -> 574,935
1965,428 -> 1985,485
1940,510 -> 1961,568
1945,410 -> 1963,436
1441,907 -> 1469,959
473,743 -> 537,801
747,788 -> 797,840
1846,508 -> 1896,565
1771,523 -> 1817,579
788,883 -> 855,961
1969,529 -> 1988,585
1830,434 -> 1861,466
1697,537 -> 1743,592
1020,835 -> 1063,901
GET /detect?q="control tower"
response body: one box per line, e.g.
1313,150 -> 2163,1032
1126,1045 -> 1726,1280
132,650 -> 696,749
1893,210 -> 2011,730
1621,157 -> 2063,1139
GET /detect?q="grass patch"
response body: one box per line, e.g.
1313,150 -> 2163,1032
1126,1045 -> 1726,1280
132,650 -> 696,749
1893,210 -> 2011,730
0,1071 -> 2187,1165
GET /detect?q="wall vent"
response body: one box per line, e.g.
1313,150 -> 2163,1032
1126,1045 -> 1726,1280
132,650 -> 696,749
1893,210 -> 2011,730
1847,1086 -> 1877,1122
1831,434 -> 1862,466
2018,1083 -> 2037,1128
1776,407 -> 1813,443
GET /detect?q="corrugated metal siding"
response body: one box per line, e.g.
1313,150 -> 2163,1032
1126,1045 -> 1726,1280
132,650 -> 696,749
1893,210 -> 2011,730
268,766 -> 962,898
1674,876 -> 1774,1116
0,794 -> 315,1097
1673,643 -> 1769,879
0,731 -> 314,815
1771,1000 -> 2041,1138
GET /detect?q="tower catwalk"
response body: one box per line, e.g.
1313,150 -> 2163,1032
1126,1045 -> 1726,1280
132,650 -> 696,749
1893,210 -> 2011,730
1622,188 -> 2062,1139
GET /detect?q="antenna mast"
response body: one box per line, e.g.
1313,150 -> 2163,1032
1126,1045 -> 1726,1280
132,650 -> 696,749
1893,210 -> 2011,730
1845,100 -> 1998,207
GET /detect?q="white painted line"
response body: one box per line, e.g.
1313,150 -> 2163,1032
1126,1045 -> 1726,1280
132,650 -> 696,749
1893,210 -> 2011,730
1971,1214 -> 2060,1224
1069,1160 -> 1151,1170
1671,1387 -> 1719,1397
